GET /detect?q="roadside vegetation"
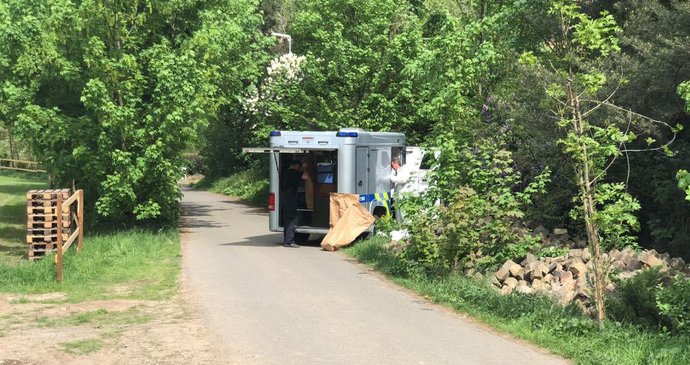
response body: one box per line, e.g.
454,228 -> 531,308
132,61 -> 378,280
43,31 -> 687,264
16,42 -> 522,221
194,163 -> 268,207
345,236 -> 690,365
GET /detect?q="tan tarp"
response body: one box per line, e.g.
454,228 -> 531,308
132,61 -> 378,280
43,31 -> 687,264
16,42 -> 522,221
321,193 -> 375,251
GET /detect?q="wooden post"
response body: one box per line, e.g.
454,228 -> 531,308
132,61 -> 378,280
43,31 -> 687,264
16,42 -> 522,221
56,193 -> 64,284
77,190 -> 84,253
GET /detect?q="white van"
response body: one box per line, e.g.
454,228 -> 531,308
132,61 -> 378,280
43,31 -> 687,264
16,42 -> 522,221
244,128 -> 418,236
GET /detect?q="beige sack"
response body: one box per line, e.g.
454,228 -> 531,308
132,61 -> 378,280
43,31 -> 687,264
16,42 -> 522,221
328,193 -> 360,228
322,194 -> 375,251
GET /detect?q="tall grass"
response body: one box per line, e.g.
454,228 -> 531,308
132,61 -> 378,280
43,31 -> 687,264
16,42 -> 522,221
344,236 -> 690,365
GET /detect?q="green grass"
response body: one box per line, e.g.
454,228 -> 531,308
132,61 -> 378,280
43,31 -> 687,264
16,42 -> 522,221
0,172 -> 49,264
35,307 -> 152,328
195,165 -> 268,207
0,171 -> 180,302
0,228 -> 180,301
344,236 -> 690,365
59,338 -> 103,355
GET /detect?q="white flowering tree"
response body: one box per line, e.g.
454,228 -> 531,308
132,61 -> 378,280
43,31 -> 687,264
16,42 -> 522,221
244,53 -> 306,141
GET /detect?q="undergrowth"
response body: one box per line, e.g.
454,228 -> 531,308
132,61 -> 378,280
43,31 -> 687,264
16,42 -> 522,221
194,164 -> 268,207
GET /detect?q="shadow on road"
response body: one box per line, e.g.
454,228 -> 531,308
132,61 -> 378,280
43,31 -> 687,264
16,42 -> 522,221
220,233 -> 324,249
180,202 -> 227,229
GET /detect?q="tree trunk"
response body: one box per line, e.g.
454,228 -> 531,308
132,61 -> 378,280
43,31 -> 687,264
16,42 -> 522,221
567,73 -> 607,325
8,126 -> 16,168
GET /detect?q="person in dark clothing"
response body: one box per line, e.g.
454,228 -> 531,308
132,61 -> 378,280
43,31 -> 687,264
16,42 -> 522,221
281,160 -> 303,248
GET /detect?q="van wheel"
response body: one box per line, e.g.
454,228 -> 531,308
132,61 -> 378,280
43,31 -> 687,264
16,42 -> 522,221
372,207 -> 388,219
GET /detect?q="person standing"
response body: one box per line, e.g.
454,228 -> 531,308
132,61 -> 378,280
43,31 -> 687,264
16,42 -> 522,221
390,157 -> 411,221
281,160 -> 302,248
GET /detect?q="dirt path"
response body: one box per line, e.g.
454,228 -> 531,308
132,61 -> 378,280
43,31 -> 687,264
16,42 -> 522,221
0,289 -> 219,365
180,188 -> 569,365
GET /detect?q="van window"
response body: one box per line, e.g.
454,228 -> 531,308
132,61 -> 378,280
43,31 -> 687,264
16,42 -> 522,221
392,147 -> 405,164
420,151 -> 435,170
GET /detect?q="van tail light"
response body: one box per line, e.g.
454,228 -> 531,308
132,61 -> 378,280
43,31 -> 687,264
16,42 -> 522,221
268,193 -> 276,211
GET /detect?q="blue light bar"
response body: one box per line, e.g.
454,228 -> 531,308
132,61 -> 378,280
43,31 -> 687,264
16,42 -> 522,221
270,131 -> 281,136
336,131 -> 358,137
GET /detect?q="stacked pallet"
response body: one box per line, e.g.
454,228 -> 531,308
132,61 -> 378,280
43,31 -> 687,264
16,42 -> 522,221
26,189 -> 72,260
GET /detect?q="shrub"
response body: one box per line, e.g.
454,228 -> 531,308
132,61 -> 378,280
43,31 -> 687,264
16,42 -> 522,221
607,267 -> 665,329
400,139 -> 550,274
656,275 -> 690,334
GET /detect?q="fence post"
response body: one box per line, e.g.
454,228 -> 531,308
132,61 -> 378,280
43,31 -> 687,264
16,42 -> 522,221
56,193 -> 64,283
77,190 -> 84,253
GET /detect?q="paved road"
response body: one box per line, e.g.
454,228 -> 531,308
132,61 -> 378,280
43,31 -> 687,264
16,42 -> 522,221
180,188 -> 569,365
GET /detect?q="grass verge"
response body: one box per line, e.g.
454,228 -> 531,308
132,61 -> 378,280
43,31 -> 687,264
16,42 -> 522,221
0,171 -> 180,302
194,164 -> 268,207
344,236 -> 690,365
0,228 -> 180,302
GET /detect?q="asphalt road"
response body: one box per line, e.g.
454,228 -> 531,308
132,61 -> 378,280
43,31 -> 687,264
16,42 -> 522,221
180,188 -> 569,365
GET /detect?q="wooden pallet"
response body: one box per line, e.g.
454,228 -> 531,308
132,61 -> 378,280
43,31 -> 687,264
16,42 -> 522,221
26,189 -> 73,260
27,219 -> 71,229
26,189 -> 70,200
27,227 -> 71,235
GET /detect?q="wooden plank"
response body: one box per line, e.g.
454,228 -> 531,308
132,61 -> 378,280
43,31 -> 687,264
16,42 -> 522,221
62,228 -> 80,252
26,234 -> 69,243
0,158 -> 41,164
77,190 -> 84,253
62,192 -> 79,209
27,220 -> 70,229
0,166 -> 46,173
56,193 -> 63,283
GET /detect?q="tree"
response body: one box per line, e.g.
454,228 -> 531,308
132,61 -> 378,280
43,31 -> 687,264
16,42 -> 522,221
12,0 -> 268,223
524,0 -> 680,324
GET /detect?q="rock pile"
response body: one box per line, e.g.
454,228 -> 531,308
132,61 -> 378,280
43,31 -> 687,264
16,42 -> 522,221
492,245 -> 689,304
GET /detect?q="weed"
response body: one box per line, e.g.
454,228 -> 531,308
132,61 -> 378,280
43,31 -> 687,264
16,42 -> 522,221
60,339 -> 103,355
9,297 -> 30,304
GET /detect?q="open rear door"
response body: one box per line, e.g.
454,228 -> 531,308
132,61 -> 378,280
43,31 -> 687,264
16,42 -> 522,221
242,147 -> 335,154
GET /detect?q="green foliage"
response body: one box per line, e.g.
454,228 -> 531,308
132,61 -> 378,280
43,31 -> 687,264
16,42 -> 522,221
678,169 -> 690,202
374,213 -> 399,235
593,183 -> 641,250
182,153 -> 205,176
608,267 -> 665,328
2,0 -> 269,224
243,0 -> 498,145
195,163 -> 268,206
656,275 -> 690,334
401,140 -> 550,273
608,268 -> 690,335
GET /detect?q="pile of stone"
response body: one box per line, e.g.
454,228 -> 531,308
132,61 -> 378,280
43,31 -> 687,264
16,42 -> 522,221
492,245 -> 689,304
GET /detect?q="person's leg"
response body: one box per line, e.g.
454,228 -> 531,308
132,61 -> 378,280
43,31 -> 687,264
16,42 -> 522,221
284,213 -> 299,247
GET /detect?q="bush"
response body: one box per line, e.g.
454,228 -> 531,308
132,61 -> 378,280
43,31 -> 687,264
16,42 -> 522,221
607,267 -> 665,329
400,139 -> 550,274
608,268 -> 690,335
656,275 -> 690,334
